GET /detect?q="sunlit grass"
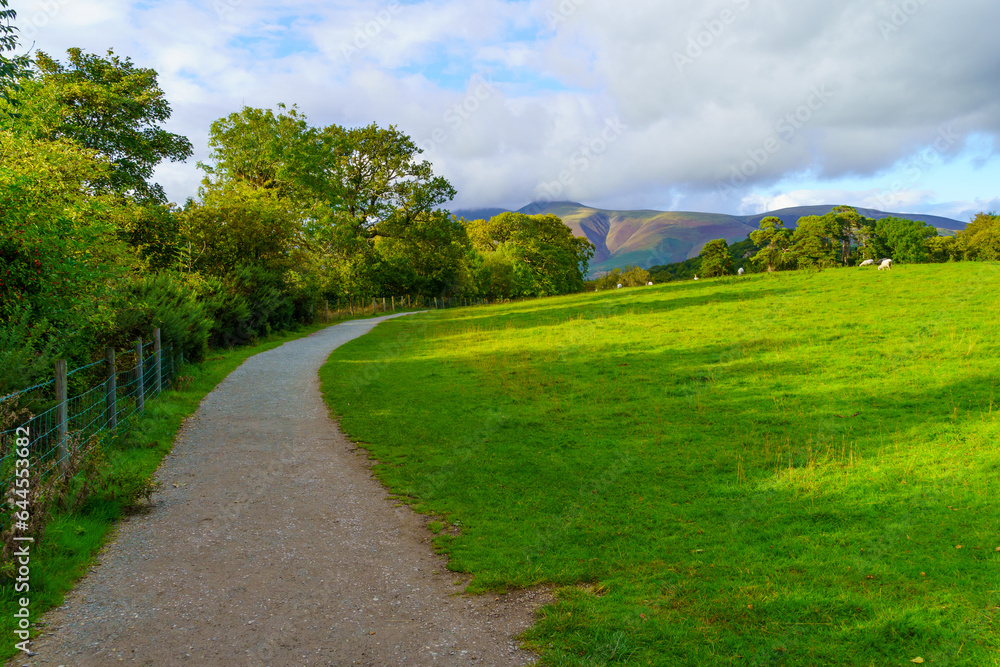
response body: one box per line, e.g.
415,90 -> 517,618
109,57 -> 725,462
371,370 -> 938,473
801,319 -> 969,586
321,263 -> 1000,665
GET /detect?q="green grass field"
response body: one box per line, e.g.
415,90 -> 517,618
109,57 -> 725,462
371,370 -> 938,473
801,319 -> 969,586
320,263 -> 1000,666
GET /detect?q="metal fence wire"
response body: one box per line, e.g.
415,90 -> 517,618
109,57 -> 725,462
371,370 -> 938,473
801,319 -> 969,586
0,340 -> 179,492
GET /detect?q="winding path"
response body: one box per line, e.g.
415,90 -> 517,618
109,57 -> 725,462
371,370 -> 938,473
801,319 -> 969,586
20,315 -> 543,666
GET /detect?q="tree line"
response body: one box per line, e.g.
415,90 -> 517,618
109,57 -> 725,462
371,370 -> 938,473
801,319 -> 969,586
667,205 -> 999,280
0,7 -> 593,394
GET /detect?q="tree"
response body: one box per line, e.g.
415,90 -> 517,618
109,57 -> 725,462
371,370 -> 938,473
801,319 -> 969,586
0,0 -> 29,110
749,217 -> 791,273
926,235 -> 959,263
955,212 -> 1000,260
201,104 -> 340,205
375,209 -> 472,296
699,238 -> 733,277
200,107 -> 463,299
24,48 -> 193,202
789,215 -> 838,269
181,182 -> 298,278
0,129 -> 130,361
466,212 -> 595,295
874,216 -> 937,263
828,205 -> 866,265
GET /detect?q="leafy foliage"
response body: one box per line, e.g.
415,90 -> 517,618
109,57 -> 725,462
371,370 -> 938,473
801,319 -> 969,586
955,212 -> 1000,260
872,216 -> 936,263
27,49 -> 193,203
698,238 -> 733,277
0,1 -> 28,110
467,212 -> 595,297
749,216 -> 792,273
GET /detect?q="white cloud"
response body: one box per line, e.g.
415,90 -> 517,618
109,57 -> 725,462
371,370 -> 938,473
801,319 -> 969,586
13,0 -> 1000,221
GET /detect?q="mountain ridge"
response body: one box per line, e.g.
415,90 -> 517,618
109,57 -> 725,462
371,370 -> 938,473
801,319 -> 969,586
453,202 -> 965,276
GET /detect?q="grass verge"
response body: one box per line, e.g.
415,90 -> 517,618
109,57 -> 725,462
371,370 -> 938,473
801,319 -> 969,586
320,263 -> 1000,666
0,318 -> 340,662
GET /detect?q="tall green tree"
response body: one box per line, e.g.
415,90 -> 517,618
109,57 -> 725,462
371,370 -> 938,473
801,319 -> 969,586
201,104 -> 340,205
467,212 -> 595,296
0,128 -> 131,387
955,212 -> 1000,260
874,216 -> 937,263
828,205 -> 866,265
749,217 -> 791,273
789,215 -> 839,268
200,106 -> 463,299
24,48 -> 193,202
699,238 -> 733,277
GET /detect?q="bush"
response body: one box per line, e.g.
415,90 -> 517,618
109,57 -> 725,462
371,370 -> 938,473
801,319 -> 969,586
0,308 -> 56,397
595,266 -> 651,290
106,272 -> 212,363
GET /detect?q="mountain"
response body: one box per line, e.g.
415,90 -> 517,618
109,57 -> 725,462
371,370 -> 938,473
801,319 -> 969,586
452,202 -> 966,276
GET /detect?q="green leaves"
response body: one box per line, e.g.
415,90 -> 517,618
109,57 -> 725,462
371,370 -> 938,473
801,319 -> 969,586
749,217 -> 791,273
466,212 -> 595,298
26,48 -> 193,203
699,238 -> 733,278
200,105 -> 465,299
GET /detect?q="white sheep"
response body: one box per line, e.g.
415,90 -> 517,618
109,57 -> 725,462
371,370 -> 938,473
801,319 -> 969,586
617,283 -> 623,289
859,259 -> 874,267
737,267 -> 745,276
693,275 -> 699,281
878,258 -> 893,271
647,281 -> 653,286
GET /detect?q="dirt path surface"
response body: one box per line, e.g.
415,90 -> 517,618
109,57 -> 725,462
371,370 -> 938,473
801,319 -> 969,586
19,315 -> 548,667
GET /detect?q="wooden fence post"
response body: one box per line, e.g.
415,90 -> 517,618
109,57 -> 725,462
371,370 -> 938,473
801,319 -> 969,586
391,296 -> 395,312
55,359 -> 68,471
135,339 -> 145,414
106,347 -> 117,430
153,328 -> 162,396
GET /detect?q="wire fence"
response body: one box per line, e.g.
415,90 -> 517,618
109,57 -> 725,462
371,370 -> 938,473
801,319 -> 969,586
0,332 -> 181,495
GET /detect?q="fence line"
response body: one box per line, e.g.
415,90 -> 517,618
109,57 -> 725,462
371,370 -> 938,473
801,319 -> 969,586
1,298 -> 513,491
0,329 -> 180,493
321,293 -> 512,320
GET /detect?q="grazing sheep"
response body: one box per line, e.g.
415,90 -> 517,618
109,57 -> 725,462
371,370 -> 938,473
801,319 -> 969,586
878,258 -> 893,271
859,259 -> 874,267
647,281 -> 653,286
738,267 -> 745,276
617,283 -> 623,289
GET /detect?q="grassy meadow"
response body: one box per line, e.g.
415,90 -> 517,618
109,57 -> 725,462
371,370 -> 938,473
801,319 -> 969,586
320,263 -> 1000,666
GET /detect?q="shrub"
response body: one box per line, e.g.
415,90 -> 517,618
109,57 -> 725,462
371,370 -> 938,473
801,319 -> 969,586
106,272 -> 212,363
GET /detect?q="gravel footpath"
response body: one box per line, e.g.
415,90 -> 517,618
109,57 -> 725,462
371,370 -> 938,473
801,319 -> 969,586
17,314 -> 549,666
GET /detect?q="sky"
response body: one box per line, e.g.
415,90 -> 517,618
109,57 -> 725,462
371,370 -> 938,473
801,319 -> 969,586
11,0 -> 1000,221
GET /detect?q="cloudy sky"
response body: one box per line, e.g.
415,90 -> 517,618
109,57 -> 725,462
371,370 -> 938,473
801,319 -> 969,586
12,0 -> 1000,220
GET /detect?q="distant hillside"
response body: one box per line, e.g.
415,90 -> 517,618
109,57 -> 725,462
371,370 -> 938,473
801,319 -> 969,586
453,202 -> 966,277
734,206 -> 964,234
